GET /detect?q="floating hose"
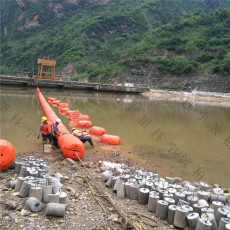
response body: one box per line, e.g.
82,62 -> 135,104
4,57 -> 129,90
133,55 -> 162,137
36,88 -> 85,160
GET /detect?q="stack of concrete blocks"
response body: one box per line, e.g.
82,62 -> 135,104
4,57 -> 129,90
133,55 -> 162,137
100,165 -> 230,230
11,156 -> 67,217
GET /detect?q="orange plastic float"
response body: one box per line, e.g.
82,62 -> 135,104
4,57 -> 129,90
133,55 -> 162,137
0,139 -> 16,170
58,103 -> 69,109
37,88 -> 85,160
100,134 -> 121,145
48,97 -> 56,102
73,115 -> 90,122
90,126 -> 107,136
77,120 -> 92,128
59,108 -> 69,114
52,100 -> 62,106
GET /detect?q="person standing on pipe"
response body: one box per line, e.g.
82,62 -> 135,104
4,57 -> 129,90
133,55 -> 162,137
52,118 -> 61,148
38,116 -> 53,146
72,129 -> 94,148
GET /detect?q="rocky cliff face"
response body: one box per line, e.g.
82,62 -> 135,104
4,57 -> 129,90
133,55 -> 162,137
86,63 -> 230,93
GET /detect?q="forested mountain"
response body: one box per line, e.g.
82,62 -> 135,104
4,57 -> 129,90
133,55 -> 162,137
1,0 -> 230,81
81,8 -> 230,82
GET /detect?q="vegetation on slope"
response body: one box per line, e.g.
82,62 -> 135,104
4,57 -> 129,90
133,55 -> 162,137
77,8 -> 230,80
0,0 -> 221,76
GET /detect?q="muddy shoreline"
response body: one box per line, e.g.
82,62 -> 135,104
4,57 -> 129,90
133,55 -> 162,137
142,89 -> 230,103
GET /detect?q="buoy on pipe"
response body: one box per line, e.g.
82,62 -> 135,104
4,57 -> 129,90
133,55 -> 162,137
77,120 -> 92,128
90,126 -> 107,136
100,134 -> 121,145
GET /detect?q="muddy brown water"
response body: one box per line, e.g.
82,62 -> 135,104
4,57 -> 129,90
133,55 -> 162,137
0,86 -> 229,187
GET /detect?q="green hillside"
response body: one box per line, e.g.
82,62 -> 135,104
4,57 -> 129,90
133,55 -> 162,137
77,8 -> 230,81
1,0 -> 226,76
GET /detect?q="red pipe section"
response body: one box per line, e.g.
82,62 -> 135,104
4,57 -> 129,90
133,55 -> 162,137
37,88 -> 85,160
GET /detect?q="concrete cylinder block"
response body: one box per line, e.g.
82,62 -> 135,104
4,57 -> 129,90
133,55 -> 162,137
15,177 -> 25,192
187,212 -> 199,230
48,194 -> 59,203
46,203 -> 65,217
155,200 -> 168,220
147,193 -> 159,212
195,218 -> 212,230
168,205 -> 177,225
129,184 -> 139,201
56,192 -> 67,204
216,208 -> 229,226
19,181 -> 31,197
117,182 -> 125,198
42,185 -> 53,203
218,218 -> 230,230
174,206 -> 189,229
138,188 -> 149,205
29,187 -> 42,201
26,197 -> 43,212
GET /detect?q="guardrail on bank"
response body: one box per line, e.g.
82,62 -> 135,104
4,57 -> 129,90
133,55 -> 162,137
0,76 -> 149,93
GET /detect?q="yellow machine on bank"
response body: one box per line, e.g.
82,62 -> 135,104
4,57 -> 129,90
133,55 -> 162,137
33,59 -> 59,80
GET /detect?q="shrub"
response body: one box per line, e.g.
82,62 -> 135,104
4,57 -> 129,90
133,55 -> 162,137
155,57 -> 197,75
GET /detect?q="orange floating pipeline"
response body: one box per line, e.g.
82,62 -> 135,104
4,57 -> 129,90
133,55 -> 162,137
0,139 -> 16,170
100,134 -> 121,145
37,88 -> 85,160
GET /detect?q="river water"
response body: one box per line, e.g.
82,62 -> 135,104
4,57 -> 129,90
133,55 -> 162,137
0,86 -> 229,187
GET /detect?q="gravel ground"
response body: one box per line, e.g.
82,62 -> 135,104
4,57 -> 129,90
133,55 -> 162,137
0,148 -> 229,230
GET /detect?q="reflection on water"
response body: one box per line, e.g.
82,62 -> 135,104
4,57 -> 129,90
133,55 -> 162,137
0,86 -> 229,187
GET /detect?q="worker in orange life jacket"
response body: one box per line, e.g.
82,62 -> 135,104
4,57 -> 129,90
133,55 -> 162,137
38,116 -> 53,145
72,129 -> 94,148
52,118 -> 61,147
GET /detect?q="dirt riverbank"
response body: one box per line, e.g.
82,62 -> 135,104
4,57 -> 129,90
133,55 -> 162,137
141,90 -> 230,103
